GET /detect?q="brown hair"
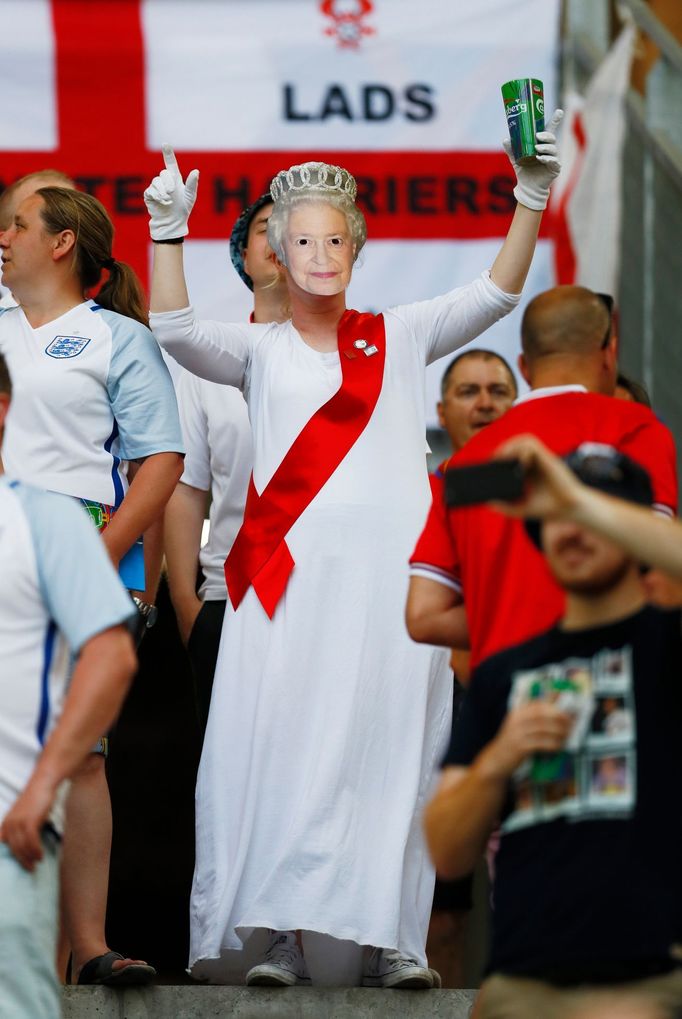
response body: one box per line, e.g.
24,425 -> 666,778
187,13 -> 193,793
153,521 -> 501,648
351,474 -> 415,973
616,371 -> 651,408
36,186 -> 148,327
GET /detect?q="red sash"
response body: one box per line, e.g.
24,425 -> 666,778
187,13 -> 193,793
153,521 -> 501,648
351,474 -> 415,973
225,309 -> 386,617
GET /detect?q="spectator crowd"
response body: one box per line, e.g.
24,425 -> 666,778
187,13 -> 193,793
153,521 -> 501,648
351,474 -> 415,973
0,107 -> 680,1019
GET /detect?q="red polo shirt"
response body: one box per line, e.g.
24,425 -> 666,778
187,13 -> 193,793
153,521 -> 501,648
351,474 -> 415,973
410,388 -> 678,670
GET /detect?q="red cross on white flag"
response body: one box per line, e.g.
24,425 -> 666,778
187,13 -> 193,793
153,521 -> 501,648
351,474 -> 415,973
1,0 -> 562,417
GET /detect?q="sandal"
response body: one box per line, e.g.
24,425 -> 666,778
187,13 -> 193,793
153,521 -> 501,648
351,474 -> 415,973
77,951 -> 156,986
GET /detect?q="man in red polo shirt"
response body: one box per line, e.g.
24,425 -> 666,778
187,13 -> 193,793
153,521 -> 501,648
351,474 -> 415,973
406,285 -> 677,672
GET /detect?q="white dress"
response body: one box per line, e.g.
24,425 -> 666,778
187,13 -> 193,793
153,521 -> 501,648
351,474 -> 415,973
150,270 -> 519,981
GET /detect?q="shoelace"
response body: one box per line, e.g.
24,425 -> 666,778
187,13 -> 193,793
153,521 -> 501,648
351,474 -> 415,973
381,949 -> 420,970
265,937 -> 302,969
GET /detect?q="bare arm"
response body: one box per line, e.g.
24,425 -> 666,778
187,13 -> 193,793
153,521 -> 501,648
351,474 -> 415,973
0,626 -> 137,870
101,451 -> 184,568
164,481 -> 207,644
425,763 -> 505,880
425,701 -> 572,879
405,116 -> 561,365
489,110 -> 562,296
405,575 -> 469,649
494,434 -> 682,581
489,204 -> 543,296
572,491 -> 682,580
136,517 -> 164,604
126,459 -> 167,602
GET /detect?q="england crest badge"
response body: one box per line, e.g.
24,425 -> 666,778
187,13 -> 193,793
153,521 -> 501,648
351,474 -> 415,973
45,335 -> 91,359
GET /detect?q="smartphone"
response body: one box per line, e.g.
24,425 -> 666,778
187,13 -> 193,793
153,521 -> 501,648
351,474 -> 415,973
444,458 -> 524,508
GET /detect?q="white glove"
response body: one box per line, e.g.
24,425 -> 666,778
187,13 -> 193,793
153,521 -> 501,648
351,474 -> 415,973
504,108 -> 563,212
144,144 -> 199,240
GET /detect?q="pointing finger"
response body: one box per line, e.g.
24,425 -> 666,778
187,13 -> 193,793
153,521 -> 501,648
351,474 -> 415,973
162,143 -> 180,174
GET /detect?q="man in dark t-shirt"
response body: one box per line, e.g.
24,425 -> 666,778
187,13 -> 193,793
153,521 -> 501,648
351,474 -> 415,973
425,436 -> 682,1019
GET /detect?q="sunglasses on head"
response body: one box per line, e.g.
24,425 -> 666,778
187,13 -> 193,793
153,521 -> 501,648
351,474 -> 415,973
565,443 -> 653,507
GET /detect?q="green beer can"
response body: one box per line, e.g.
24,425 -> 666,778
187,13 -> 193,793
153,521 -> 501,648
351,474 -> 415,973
501,78 -> 544,165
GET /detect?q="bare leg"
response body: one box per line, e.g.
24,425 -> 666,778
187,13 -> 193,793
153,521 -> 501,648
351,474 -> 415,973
56,896 -> 70,982
426,909 -> 469,989
60,754 -> 147,982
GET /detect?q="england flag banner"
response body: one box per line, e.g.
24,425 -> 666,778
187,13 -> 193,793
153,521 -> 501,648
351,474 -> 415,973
0,0 -> 561,420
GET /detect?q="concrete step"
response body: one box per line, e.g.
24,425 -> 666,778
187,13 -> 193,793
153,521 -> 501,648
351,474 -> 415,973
63,986 -> 477,1018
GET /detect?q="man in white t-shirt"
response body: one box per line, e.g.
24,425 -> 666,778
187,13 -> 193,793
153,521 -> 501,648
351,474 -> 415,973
164,195 -> 288,732
0,351 -> 138,1019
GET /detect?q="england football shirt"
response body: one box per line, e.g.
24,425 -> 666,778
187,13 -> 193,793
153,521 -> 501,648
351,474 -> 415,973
0,300 -> 183,505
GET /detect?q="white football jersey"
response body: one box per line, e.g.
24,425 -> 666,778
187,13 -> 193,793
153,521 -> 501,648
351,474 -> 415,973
0,300 -> 183,505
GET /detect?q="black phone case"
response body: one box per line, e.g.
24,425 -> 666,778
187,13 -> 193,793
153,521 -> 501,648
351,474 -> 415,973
444,459 -> 524,508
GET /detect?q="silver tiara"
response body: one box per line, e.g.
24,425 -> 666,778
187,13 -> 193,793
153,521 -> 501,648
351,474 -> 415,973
270,161 -> 357,203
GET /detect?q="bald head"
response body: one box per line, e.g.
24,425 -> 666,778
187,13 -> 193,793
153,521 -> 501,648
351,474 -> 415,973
521,286 -> 611,364
0,170 -> 75,231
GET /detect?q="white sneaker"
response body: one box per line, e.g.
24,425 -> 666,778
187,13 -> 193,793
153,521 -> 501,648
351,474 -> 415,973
362,947 -> 434,989
246,931 -> 312,987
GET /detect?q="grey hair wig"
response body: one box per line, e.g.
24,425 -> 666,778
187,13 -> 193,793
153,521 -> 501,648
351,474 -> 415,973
267,192 -> 367,266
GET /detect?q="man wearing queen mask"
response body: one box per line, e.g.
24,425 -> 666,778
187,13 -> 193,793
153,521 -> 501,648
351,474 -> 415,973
144,111 -> 562,988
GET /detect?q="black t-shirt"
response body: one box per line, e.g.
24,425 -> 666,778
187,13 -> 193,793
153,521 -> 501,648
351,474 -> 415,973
444,605 -> 682,983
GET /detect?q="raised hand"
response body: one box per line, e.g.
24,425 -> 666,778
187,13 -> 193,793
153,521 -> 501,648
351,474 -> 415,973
144,144 -> 200,241
504,108 -> 563,211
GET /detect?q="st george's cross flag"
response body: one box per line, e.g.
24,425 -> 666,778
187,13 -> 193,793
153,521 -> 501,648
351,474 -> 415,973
552,21 -> 637,296
0,0 -> 561,418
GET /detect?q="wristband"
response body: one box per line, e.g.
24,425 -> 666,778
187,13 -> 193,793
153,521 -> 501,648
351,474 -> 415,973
128,596 -> 158,648
153,237 -> 185,245
132,596 -> 159,629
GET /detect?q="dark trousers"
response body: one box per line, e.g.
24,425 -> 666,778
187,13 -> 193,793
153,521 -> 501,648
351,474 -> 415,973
187,599 -> 226,738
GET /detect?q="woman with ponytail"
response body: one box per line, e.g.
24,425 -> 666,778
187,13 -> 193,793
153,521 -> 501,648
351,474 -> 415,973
37,185 -> 149,323
0,185 -> 183,586
0,185 -> 184,984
